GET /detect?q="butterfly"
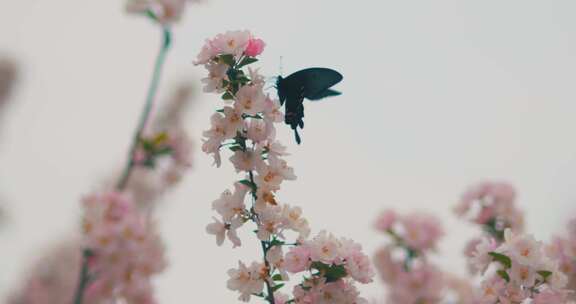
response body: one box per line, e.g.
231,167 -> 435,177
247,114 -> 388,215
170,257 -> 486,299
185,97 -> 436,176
276,68 -> 343,144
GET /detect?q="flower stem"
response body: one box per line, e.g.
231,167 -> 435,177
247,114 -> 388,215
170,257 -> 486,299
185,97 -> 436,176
116,27 -> 172,191
73,27 -> 172,304
73,250 -> 92,304
261,241 -> 277,304
247,167 -> 276,304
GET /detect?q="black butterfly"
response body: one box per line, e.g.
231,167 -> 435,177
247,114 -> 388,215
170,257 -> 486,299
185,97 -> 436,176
276,68 -> 343,144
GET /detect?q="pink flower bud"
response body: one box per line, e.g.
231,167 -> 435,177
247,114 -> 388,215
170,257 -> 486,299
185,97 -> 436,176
244,38 -> 265,57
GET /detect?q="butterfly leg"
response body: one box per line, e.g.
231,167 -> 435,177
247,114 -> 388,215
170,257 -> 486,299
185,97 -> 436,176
294,128 -> 301,144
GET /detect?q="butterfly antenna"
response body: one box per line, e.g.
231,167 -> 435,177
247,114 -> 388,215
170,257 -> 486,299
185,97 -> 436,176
279,56 -> 284,77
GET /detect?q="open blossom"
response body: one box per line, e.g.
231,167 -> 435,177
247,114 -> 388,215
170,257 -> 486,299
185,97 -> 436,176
227,261 -> 266,302
374,210 -> 449,303
374,244 -> 446,304
201,62 -> 228,93
293,279 -> 368,304
455,181 -> 524,235
471,237 -> 498,274
212,30 -> 251,58
501,229 -> 542,266
285,231 -> 375,284
81,191 -> 166,303
374,209 -> 397,232
285,245 -> 311,273
194,31 -> 265,65
235,83 -> 266,115
212,182 -> 248,222
399,212 -> 444,252
255,156 -> 296,191
476,228 -> 571,303
125,0 -> 201,24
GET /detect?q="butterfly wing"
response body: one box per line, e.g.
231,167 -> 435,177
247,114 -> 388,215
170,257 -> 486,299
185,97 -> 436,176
284,68 -> 343,100
276,68 -> 343,144
307,89 -> 341,101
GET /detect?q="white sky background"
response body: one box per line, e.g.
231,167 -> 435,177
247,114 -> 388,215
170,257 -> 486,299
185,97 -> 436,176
2,0 -> 576,302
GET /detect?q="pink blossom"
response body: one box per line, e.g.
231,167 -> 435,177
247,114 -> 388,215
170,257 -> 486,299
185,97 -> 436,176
227,261 -> 265,302
212,30 -> 251,58
374,209 -> 397,232
235,84 -> 266,115
284,246 -> 311,273
401,212 -> 444,251
244,38 -> 265,57
81,191 -> 166,303
126,0 -> 199,24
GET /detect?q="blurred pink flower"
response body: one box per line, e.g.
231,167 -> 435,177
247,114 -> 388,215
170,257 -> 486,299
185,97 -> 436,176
374,209 -> 397,232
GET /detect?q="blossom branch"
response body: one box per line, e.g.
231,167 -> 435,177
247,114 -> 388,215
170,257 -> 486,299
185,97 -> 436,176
198,30 -> 374,303
117,26 -> 172,190
72,19 -> 172,304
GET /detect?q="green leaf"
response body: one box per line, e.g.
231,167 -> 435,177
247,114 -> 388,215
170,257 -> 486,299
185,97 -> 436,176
489,252 -> 512,269
538,270 -> 552,280
154,147 -> 173,156
270,239 -> 285,247
237,57 -> 258,68
222,92 -> 234,100
497,270 -> 510,282
311,262 -> 347,283
272,274 -> 284,281
219,54 -> 235,66
216,109 -> 225,113
229,145 -> 243,152
239,179 -> 257,191
271,283 -> 285,292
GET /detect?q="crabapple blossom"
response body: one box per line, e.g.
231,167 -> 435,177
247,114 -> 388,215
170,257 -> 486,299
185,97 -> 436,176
126,0 -> 201,24
7,241 -> 81,304
80,191 -> 166,304
227,261 -> 266,302
475,228 -> 571,303
455,181 -> 524,240
471,237 -> 498,274
198,30 -> 372,303
124,84 -> 194,208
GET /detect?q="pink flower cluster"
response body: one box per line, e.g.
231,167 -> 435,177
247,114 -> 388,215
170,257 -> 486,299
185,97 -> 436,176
198,30 -> 373,303
546,218 -> 576,293
375,209 -> 444,252
195,30 -> 265,66
475,229 -> 571,303
455,181 -> 524,236
125,0 -> 200,24
374,210 -> 447,303
285,231 -> 374,303
456,181 -> 525,275
126,84 -> 194,207
7,241 -> 81,304
81,191 -> 166,304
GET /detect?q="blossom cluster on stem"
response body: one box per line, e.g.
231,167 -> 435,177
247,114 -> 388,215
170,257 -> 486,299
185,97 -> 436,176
196,30 -> 373,303
373,210 -> 450,303
455,181 -> 525,275
474,229 -> 572,303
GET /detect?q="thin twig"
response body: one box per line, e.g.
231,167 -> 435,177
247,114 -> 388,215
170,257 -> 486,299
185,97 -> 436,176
72,26 -> 172,304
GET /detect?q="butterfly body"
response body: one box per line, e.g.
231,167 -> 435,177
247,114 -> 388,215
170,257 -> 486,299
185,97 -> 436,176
276,68 -> 343,144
